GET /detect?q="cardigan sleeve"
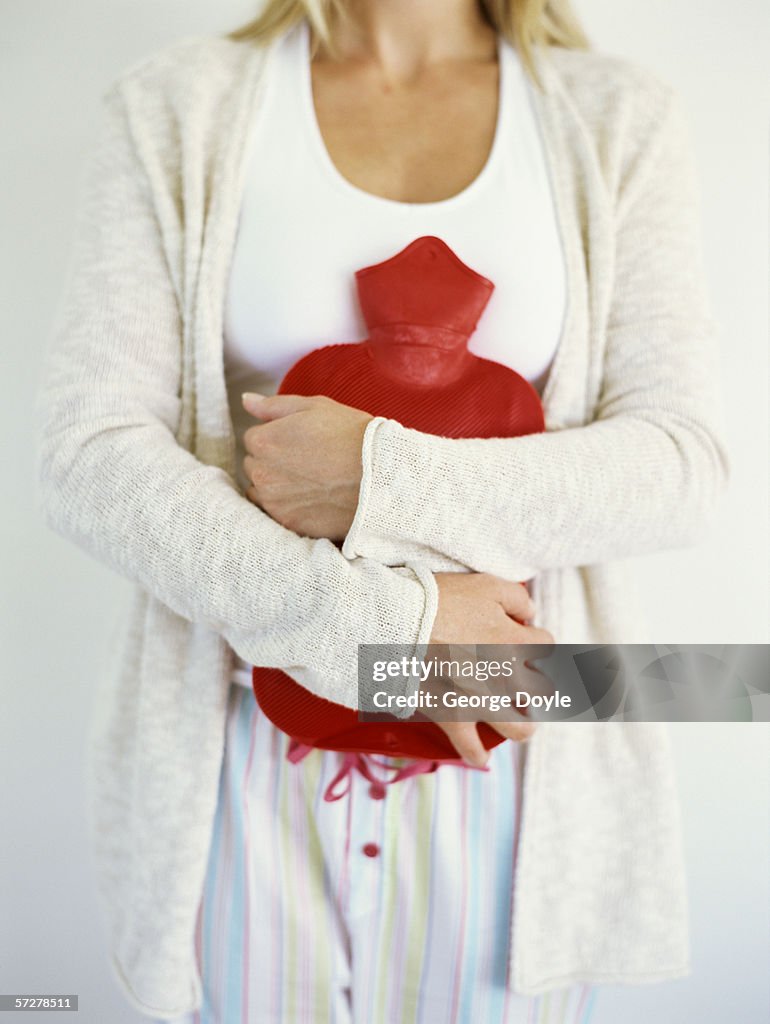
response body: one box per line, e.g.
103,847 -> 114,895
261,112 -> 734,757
340,86 -> 730,578
35,82 -> 438,710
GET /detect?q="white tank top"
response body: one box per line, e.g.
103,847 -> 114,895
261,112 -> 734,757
223,19 -> 566,687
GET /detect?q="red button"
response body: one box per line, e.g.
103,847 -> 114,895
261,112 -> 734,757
362,843 -> 380,858
369,783 -> 386,800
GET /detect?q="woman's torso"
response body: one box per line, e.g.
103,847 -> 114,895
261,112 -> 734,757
223,19 -> 567,687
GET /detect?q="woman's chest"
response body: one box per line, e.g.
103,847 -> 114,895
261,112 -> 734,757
309,61 -> 500,205
224,187 -> 566,392
222,24 -> 567,394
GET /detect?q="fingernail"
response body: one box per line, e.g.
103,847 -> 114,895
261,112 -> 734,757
242,392 -> 266,406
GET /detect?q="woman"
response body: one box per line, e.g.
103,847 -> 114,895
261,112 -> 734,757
37,0 -> 729,1021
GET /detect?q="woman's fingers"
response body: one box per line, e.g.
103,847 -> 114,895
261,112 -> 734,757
241,391 -> 317,421
436,719 -> 537,769
488,720 -> 538,743
490,575 -> 536,623
427,572 -> 556,747
436,721 -> 491,768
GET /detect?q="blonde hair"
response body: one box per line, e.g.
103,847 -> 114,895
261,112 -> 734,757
227,1 -> 590,88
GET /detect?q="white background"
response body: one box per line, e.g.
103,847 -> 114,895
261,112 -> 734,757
1,1 -> 768,1021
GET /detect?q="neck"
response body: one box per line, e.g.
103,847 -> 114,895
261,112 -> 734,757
367,328 -> 473,387
316,0 -> 496,83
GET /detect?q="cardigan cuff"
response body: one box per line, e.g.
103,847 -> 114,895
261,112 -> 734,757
341,414 -> 387,561
340,414 -> 540,579
341,415 -> 434,565
358,561 -> 436,720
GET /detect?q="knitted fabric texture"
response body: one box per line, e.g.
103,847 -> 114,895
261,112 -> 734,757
36,25 -> 729,1019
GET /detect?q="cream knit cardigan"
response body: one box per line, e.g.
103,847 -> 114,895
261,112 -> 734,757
36,22 -> 729,1019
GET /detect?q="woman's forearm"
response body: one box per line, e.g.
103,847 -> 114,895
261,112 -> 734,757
340,385 -> 729,576
342,88 -> 730,575
36,83 -> 438,709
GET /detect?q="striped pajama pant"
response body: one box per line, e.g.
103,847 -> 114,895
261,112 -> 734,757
157,682 -> 597,1024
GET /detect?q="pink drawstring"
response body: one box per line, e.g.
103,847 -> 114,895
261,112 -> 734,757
287,739 -> 487,802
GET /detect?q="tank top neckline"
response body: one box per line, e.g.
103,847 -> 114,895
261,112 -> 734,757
296,18 -> 515,212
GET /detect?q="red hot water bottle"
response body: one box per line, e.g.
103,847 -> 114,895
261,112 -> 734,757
251,236 -> 545,764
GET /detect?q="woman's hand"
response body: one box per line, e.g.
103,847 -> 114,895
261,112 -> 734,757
430,571 -> 554,767
241,392 -> 372,541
